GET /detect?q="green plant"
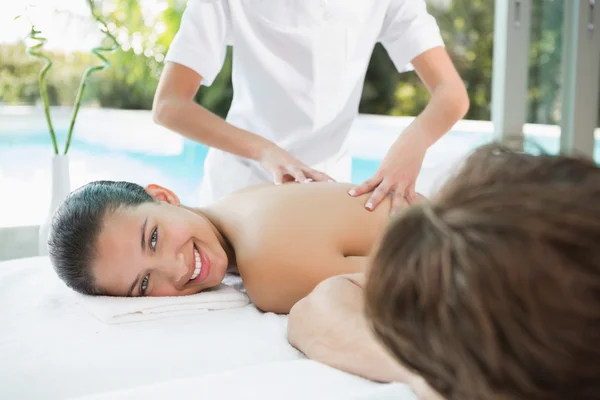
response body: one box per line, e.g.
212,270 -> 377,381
20,0 -> 119,155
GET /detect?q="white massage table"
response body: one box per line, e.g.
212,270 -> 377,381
0,257 -> 417,400
0,141 -> 472,399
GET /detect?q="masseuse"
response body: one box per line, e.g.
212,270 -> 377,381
153,0 -> 469,212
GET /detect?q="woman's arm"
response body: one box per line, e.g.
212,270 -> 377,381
152,63 -> 333,183
287,273 -> 444,399
349,46 -> 468,212
152,62 -> 276,161
287,273 -> 414,383
409,47 -> 470,146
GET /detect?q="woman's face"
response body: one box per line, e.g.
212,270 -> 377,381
92,185 -> 229,297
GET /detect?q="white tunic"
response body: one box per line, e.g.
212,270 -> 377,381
165,0 -> 444,204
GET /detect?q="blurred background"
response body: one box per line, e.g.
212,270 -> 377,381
0,0 -> 599,258
0,0 -> 586,125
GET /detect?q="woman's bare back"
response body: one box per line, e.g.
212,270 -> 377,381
209,182 -> 399,313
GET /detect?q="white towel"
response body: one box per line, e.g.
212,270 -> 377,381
75,283 -> 250,324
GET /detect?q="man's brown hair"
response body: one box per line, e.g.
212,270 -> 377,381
365,143 -> 600,400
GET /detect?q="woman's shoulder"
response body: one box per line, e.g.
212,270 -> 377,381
221,181 -> 356,209
235,182 -> 393,255
228,181 -> 391,229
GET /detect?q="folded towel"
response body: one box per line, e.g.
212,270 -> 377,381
75,283 -> 250,324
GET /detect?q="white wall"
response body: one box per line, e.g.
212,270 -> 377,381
0,226 -> 39,261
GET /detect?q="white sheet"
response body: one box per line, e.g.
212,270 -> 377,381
0,257 -> 416,400
72,360 -> 416,400
76,283 -> 249,324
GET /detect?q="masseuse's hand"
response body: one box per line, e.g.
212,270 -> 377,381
259,144 -> 335,185
349,131 -> 427,214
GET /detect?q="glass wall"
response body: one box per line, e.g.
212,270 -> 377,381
525,0 -> 565,154
597,87 -> 600,160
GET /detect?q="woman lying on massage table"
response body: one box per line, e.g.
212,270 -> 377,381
288,143 -> 600,400
48,170 -> 423,315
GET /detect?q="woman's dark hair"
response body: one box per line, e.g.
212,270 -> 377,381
365,143 -> 600,400
48,181 -> 154,295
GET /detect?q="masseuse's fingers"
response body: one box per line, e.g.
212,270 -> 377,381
404,182 -> 417,205
364,180 -> 392,211
348,174 -> 382,197
304,168 -> 336,183
287,165 -> 310,183
390,185 -> 410,215
272,169 -> 284,185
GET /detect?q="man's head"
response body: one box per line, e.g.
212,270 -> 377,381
48,181 -> 230,297
365,143 -> 600,399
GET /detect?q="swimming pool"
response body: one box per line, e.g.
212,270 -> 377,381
1,108 -> 597,228
0,131 -> 377,228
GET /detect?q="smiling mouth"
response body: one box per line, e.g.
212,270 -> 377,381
190,244 -> 202,281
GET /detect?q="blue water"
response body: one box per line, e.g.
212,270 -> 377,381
1,130 -> 597,183
0,130 -> 380,213
3,124 -> 598,228
0,133 -> 382,177
1,128 -> 598,208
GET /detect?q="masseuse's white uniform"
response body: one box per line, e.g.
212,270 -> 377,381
165,0 -> 444,205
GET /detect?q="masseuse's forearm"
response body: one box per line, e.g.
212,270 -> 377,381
404,80 -> 470,147
153,98 -> 275,161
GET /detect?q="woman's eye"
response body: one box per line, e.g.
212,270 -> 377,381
150,228 -> 158,251
140,274 -> 150,296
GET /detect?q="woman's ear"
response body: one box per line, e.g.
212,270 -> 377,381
145,184 -> 181,206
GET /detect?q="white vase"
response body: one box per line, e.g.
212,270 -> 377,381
38,155 -> 71,256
